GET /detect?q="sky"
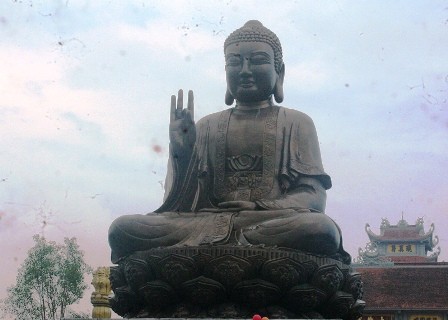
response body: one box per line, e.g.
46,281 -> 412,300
0,0 -> 447,317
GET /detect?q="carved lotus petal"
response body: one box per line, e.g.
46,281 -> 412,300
124,258 -> 153,291
261,257 -> 306,290
312,264 -> 344,294
109,286 -> 138,317
192,252 -> 213,272
213,302 -> 248,318
109,266 -> 126,291
285,284 -> 327,312
170,302 -> 195,318
181,276 -> 226,306
323,291 -> 355,320
301,260 -> 318,277
344,272 -> 364,300
205,254 -> 251,289
350,299 -> 366,320
158,254 -> 197,286
246,254 -> 267,270
139,280 -> 176,310
145,254 -> 162,269
232,279 -> 281,307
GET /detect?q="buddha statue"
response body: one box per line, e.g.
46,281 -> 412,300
108,20 -> 350,265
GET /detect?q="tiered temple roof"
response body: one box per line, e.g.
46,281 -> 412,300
355,217 -> 440,265
366,217 -> 438,252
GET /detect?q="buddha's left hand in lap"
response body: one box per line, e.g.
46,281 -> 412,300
199,201 -> 257,212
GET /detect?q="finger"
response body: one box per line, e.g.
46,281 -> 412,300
199,208 -> 222,213
202,207 -> 240,213
221,207 -> 244,212
177,89 -> 183,111
170,95 -> 176,122
187,90 -> 194,121
218,201 -> 239,208
184,109 -> 193,124
218,202 -> 230,208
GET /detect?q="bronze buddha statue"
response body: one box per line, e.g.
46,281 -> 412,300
108,20 -> 350,265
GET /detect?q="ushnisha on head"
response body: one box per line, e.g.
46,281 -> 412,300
224,20 -> 285,105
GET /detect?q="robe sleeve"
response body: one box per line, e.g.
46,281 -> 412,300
255,108 -> 331,212
155,118 -> 212,213
154,145 -> 199,212
280,109 -> 331,189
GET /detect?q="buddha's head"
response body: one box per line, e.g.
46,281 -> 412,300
224,20 -> 285,105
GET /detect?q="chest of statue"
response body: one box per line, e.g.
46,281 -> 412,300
226,109 -> 265,160
212,106 -> 279,202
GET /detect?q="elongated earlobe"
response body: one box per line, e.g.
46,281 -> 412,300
225,89 -> 234,106
274,63 -> 285,103
274,83 -> 284,103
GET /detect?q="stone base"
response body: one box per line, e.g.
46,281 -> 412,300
109,246 -> 365,319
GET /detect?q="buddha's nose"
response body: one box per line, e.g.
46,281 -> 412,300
239,57 -> 252,76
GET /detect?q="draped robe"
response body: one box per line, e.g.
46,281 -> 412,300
109,105 -> 350,264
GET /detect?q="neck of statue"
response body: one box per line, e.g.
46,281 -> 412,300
235,97 -> 273,110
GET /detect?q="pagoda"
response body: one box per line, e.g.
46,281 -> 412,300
355,217 -> 440,265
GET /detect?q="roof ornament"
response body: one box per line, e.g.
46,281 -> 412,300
415,217 -> 424,226
353,242 -> 394,266
380,217 -> 390,229
365,223 -> 373,234
433,234 -> 439,246
397,215 -> 408,228
429,246 -> 441,259
415,217 -> 424,233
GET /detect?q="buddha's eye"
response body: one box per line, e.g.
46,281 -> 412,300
250,54 -> 271,65
226,55 -> 241,67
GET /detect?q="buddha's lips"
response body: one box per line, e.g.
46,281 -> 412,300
239,81 -> 255,88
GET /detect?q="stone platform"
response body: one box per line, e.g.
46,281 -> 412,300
109,246 -> 364,319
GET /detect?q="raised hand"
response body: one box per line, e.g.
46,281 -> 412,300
169,89 -> 196,158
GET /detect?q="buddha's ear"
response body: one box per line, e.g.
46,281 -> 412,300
225,88 -> 234,106
274,63 -> 285,103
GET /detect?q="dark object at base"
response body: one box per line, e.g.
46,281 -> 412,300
109,246 -> 365,319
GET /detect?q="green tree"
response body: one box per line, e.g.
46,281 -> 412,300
2,235 -> 92,320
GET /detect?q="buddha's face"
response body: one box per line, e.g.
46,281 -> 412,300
225,41 -> 278,103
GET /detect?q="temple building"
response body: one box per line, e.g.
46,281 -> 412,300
354,217 -> 447,320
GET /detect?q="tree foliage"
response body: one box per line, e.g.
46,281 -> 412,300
2,235 -> 91,320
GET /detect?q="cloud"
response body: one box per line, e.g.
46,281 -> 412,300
117,20 -> 222,58
0,46 -> 90,140
0,43 -> 161,165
